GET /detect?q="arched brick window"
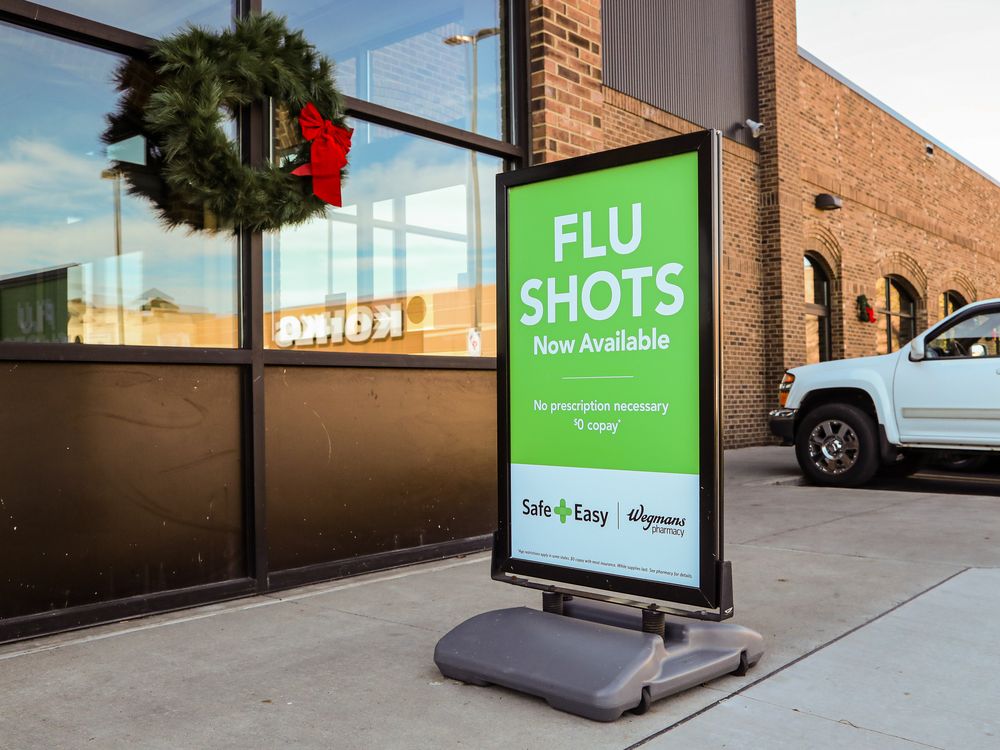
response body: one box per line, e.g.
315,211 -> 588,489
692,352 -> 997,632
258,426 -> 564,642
939,289 -> 967,321
803,254 -> 831,362
876,276 -> 919,354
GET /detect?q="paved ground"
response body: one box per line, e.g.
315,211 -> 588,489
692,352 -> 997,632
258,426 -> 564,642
1,447 -> 998,749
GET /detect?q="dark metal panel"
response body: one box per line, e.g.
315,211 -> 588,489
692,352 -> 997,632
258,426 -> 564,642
265,366 -> 498,572
509,0 -> 531,161
0,362 -> 246,621
0,0 -> 152,54
264,349 -> 497,370
267,535 -> 491,591
602,0 -> 758,147
344,96 -> 522,159
0,579 -> 256,644
0,343 -> 251,364
242,83 -> 269,591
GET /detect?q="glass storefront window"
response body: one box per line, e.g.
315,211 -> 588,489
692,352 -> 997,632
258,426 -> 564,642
265,120 -> 500,356
267,0 -> 504,139
36,1 -> 232,38
0,24 -> 238,347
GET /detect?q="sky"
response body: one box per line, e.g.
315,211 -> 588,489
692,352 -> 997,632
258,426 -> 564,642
796,0 -> 1000,183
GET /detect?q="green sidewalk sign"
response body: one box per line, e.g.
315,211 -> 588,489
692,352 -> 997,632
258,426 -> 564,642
0,267 -> 70,344
493,131 -> 726,611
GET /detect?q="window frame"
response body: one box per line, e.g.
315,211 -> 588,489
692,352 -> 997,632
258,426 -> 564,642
803,253 -> 832,363
940,289 -> 967,321
877,275 -> 918,354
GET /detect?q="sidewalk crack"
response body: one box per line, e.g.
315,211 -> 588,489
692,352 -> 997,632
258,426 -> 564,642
733,540 -> 976,569
739,495 -> 920,546
737,694 -> 948,749
325,607 -> 441,634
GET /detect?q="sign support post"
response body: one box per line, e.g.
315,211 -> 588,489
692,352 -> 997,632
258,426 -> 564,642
435,131 -> 763,721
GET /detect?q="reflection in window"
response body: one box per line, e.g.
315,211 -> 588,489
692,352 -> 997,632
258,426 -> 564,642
265,121 -> 501,355
803,254 -> 831,363
876,276 -> 917,354
939,289 -> 967,321
0,24 -> 238,347
36,1 -> 231,38
927,310 -> 1000,358
267,0 -> 504,139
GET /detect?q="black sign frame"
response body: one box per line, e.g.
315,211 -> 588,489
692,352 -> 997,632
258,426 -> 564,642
491,130 -> 725,612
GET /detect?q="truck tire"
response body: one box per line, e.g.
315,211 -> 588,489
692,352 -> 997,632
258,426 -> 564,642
795,403 -> 880,487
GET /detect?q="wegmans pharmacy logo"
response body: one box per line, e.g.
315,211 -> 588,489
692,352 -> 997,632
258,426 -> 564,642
626,504 -> 686,536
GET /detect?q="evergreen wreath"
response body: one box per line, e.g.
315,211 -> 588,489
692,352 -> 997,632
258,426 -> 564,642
103,12 -> 350,233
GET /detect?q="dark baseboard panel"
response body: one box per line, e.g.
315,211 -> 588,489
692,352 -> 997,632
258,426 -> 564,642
267,535 -> 493,591
0,536 -> 493,645
0,578 -> 257,645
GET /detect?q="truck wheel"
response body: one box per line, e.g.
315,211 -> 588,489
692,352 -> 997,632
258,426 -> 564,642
795,403 -> 880,487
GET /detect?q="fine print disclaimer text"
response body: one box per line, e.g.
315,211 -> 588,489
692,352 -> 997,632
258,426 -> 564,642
517,548 -> 691,579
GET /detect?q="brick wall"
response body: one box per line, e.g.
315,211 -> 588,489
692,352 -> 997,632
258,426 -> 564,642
529,0 -> 1000,447
798,57 -> 1000,360
528,0 -> 603,161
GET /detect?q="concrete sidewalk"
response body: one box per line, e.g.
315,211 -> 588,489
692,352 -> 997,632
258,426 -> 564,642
1,447 -> 998,749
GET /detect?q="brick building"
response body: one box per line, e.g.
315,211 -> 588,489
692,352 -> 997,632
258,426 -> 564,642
3,0 -> 998,641
529,0 -> 1000,447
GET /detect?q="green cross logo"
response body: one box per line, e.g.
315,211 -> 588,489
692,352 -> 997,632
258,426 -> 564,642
554,499 -> 572,524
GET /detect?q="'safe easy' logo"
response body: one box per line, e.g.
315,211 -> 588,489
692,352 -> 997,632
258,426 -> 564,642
521,498 -> 608,527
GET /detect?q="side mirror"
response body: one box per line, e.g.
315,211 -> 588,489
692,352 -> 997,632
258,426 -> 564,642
909,336 -> 925,361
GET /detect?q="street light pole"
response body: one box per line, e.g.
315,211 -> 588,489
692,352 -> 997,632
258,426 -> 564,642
444,27 -> 499,344
101,168 -> 125,344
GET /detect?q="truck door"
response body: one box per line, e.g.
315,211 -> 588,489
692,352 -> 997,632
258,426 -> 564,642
893,304 -> 1000,446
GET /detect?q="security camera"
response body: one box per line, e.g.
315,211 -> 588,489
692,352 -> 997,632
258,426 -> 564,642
742,119 -> 764,138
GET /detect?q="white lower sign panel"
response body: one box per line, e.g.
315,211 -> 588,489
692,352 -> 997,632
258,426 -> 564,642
510,463 -> 700,589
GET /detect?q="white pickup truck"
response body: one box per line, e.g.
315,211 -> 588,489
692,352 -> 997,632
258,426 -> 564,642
768,298 -> 1000,486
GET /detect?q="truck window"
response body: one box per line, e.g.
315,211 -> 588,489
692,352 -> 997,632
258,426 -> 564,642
926,311 -> 1000,358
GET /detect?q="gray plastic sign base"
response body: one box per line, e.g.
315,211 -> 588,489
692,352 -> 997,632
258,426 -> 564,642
434,600 -> 764,722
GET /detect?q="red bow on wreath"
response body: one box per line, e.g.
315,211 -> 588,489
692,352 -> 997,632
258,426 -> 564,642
292,102 -> 353,206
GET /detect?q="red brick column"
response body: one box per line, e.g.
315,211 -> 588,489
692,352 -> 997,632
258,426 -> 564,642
528,0 -> 603,163
756,0 -> 806,383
